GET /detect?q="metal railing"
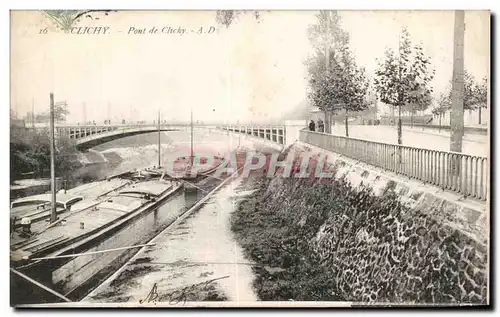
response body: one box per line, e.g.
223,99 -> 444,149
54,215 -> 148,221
217,124 -> 286,145
57,124 -> 190,140
300,130 -> 489,201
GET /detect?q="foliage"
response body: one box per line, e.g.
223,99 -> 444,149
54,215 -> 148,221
463,72 -> 488,110
215,10 -> 262,28
307,11 -> 349,55
306,11 -> 369,135
432,72 -> 488,115
402,86 -> 433,114
44,10 -> 116,31
10,127 -> 80,183
474,76 -> 488,108
374,27 -> 435,143
27,103 -> 70,123
432,92 -> 451,116
374,29 -> 435,108
10,109 -> 18,119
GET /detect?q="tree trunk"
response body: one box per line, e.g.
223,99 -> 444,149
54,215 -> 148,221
323,11 -> 331,135
410,108 -> 414,128
397,104 -> 402,145
345,109 -> 349,137
478,106 -> 482,125
324,110 -> 331,134
439,114 -> 442,132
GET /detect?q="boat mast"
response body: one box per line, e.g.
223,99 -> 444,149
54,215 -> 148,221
190,107 -> 194,165
31,97 -> 35,129
157,110 -> 161,167
49,93 -> 57,224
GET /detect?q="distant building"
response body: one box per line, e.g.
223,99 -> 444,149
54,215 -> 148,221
309,103 -> 380,125
431,106 -> 488,127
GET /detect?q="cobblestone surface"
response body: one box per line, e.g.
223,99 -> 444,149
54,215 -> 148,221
262,161 -> 488,304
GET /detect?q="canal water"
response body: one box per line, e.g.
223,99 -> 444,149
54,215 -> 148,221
10,129 -> 245,201
84,177 -> 258,304
11,129 -> 266,304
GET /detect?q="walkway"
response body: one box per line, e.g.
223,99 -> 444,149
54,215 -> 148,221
330,125 -> 488,157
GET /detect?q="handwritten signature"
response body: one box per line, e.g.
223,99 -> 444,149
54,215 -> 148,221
139,275 -> 230,305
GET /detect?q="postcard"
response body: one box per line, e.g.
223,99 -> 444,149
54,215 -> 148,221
9,9 -> 490,308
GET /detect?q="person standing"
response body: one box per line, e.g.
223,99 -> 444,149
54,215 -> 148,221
318,119 -> 324,132
309,120 -> 316,131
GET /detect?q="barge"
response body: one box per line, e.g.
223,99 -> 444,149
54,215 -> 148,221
10,157 -> 226,304
10,107 -> 227,305
10,168 -> 186,303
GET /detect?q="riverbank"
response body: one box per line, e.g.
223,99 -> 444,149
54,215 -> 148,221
9,132 -> 176,200
230,156 -> 487,304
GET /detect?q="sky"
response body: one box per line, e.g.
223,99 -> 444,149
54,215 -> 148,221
10,10 -> 490,123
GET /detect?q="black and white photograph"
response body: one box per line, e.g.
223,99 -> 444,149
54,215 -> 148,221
8,8 -> 491,308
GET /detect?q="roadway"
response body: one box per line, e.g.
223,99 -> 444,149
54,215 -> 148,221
329,124 -> 488,157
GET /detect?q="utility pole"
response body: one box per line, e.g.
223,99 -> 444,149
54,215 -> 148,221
49,93 -> 57,224
450,10 -> 465,153
190,108 -> 194,165
397,29 -> 403,145
157,110 -> 161,167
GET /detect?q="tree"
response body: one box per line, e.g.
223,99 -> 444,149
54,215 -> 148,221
307,11 -> 360,134
44,10 -> 116,32
432,92 -> 451,131
439,71 -> 488,124
357,84 -> 378,122
215,10 -> 262,28
10,109 -> 18,120
33,102 -> 69,123
10,127 -> 79,182
335,50 -> 370,136
403,86 -> 433,127
463,70 -> 476,111
374,27 -> 435,145
462,71 -> 488,123
474,77 -> 488,124
307,51 -> 369,137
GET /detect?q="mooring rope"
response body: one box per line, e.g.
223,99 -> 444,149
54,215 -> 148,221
29,243 -> 157,261
10,268 -> 72,303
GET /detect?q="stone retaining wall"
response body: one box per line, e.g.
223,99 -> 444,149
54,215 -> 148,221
260,143 -> 488,304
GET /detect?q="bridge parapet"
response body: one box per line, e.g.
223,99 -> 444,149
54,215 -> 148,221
213,120 -> 306,146
52,121 -> 305,150
56,124 -> 197,141
216,124 -> 286,145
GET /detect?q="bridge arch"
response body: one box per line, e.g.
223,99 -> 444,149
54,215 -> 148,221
52,121 -> 306,150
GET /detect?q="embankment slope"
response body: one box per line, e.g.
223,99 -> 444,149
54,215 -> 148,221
231,143 -> 488,304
